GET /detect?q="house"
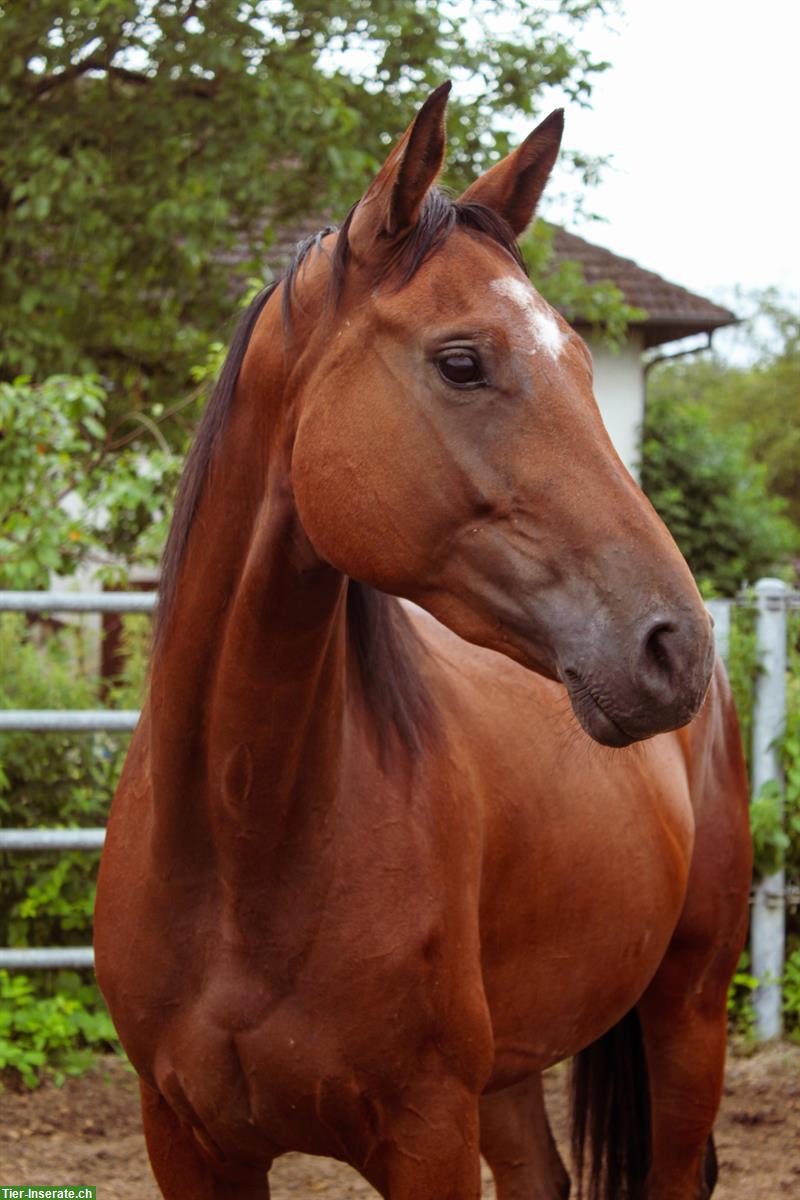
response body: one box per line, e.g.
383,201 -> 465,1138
552,229 -> 736,476
266,221 -> 736,479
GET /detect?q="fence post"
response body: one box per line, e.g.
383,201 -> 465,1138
750,577 -> 788,1041
706,599 -> 731,664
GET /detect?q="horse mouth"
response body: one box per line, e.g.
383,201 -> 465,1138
562,670 -> 637,749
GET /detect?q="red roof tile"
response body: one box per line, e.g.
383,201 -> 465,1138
551,228 -> 736,348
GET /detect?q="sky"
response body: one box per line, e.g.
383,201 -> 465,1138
534,0 -> 799,339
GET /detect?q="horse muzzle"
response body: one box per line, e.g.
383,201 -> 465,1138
559,610 -> 716,747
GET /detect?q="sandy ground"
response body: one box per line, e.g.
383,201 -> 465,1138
1,1046 -> 799,1197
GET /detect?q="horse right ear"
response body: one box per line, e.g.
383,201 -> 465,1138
459,109 -> 564,237
348,82 -> 451,259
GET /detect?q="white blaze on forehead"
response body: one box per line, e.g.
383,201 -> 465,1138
489,275 -> 566,360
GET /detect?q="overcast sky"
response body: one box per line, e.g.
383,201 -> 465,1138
536,0 -> 798,322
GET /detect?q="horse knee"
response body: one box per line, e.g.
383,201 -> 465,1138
140,1083 -> 269,1200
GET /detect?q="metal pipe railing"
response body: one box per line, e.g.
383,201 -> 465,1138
1,590 -> 153,969
0,590 -> 156,613
0,828 -> 105,851
0,947 -> 95,969
0,709 -> 139,732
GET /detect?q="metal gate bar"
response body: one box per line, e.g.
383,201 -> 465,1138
0,591 -> 156,613
0,710 -> 139,732
0,829 -> 105,850
1,591 -> 153,970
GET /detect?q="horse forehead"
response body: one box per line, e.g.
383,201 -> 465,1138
488,275 -> 566,361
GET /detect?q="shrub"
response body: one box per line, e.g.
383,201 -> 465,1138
640,388 -> 797,596
784,947 -> 800,1039
726,609 -> 800,1039
0,970 -> 118,1089
727,950 -> 758,1045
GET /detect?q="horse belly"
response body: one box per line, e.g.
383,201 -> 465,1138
480,735 -> 694,1085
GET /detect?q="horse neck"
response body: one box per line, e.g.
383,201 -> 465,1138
147,306 -> 350,882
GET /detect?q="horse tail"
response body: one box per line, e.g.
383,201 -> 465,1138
570,1007 -> 651,1200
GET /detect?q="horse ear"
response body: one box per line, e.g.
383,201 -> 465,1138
459,109 -> 564,236
348,82 -> 451,257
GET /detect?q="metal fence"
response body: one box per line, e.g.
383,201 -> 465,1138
708,579 -> 798,1041
0,584 -> 797,1041
0,591 -> 154,970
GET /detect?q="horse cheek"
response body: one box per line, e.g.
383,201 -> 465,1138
292,393 -> 435,590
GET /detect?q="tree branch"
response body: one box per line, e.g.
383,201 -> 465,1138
32,58 -> 217,99
32,58 -> 102,97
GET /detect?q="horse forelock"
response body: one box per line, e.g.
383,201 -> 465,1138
326,189 -> 526,299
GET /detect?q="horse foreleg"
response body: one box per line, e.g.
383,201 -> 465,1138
140,1082 -> 270,1200
480,1073 -> 570,1199
636,952 -> 729,1200
360,1082 -> 483,1200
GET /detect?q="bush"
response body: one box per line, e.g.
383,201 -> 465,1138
781,622 -> 800,1040
640,387 -> 798,596
0,970 -> 118,1088
725,608 -> 800,1041
727,949 -> 758,1045
784,947 -> 800,1038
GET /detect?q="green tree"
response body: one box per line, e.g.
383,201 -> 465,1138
1,0 -> 617,415
640,376 -> 798,596
709,294 -> 799,526
643,294 -> 799,527
0,374 -> 182,588
521,221 -> 645,348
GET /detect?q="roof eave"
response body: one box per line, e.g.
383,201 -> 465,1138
569,313 -> 739,350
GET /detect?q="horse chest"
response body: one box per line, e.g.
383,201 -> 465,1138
119,793 -> 485,1159
481,739 -> 695,1078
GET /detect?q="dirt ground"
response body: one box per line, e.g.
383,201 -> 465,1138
1,1046 -> 798,1198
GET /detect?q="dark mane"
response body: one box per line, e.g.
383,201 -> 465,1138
154,190 -> 528,753
155,281 -> 278,652
346,583 -> 435,760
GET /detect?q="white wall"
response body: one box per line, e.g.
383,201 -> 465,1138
585,330 -> 645,480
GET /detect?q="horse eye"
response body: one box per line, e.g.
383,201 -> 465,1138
436,350 -> 485,389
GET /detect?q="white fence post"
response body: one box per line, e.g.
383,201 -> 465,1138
706,599 -> 731,664
750,577 -> 788,1041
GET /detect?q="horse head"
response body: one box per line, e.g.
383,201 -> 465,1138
271,84 -> 714,747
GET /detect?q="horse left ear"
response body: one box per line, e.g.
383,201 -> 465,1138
459,109 -> 564,236
348,82 -> 451,257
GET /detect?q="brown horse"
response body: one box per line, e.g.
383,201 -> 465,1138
95,84 -> 751,1200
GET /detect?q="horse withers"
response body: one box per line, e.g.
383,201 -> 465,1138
95,84 -> 752,1200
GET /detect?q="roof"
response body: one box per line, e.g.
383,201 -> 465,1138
551,228 -> 736,349
257,216 -> 736,350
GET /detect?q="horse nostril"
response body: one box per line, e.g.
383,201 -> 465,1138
644,620 -> 679,681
